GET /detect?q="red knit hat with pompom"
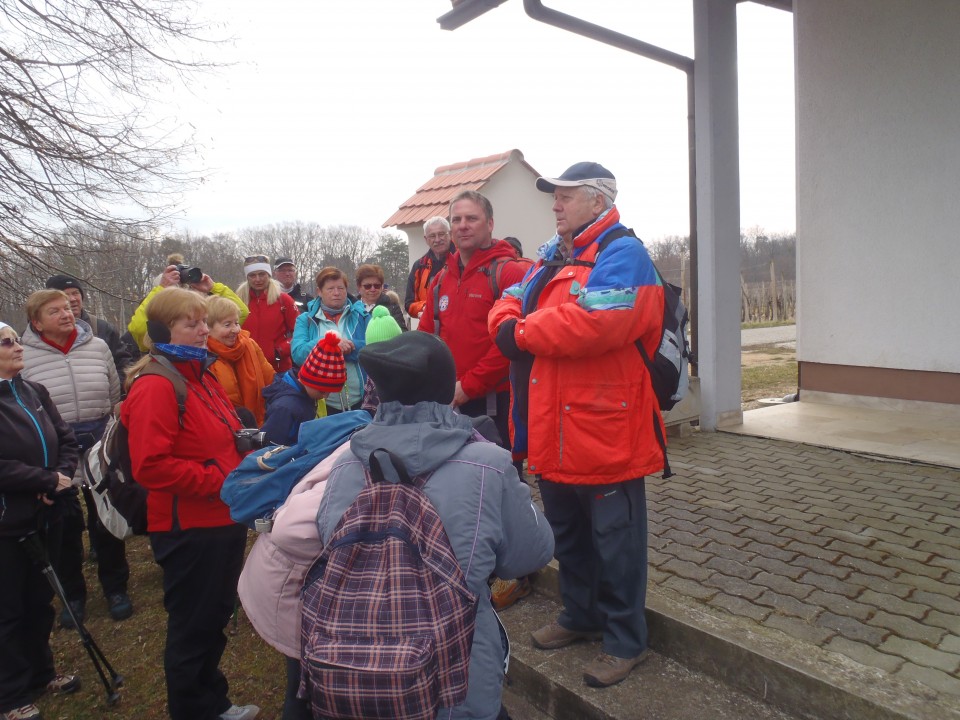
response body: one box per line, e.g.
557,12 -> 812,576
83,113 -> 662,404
299,332 -> 346,393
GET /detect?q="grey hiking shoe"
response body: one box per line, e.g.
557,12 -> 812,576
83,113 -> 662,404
530,620 -> 602,650
219,705 -> 260,720
583,650 -> 650,687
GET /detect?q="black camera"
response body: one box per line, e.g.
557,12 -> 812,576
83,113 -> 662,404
234,428 -> 270,453
175,264 -> 203,285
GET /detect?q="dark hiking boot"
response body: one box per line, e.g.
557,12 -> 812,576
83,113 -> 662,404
57,600 -> 85,630
107,593 -> 134,621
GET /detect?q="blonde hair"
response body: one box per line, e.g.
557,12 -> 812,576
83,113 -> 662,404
25,289 -> 69,325
236,277 -> 282,306
125,287 -> 207,390
385,289 -> 401,307
206,296 -> 241,326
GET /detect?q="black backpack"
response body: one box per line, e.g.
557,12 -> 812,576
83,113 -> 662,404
578,227 -> 693,479
597,227 -> 693,413
82,360 -> 187,539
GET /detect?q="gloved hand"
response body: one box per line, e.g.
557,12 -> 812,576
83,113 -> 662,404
495,319 -> 523,360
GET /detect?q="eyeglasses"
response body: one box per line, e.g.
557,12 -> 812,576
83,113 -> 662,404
244,255 -> 269,264
0,336 -> 22,348
361,283 -> 383,291
425,233 -> 450,241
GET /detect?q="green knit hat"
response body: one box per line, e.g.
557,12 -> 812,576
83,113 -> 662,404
365,305 -> 403,344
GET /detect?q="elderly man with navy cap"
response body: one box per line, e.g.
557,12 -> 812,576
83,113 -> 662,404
489,162 -> 666,688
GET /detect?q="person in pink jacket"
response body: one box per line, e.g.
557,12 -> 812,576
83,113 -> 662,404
237,441 -> 352,720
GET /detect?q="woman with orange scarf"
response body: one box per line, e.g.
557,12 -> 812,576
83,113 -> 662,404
206,297 -> 275,426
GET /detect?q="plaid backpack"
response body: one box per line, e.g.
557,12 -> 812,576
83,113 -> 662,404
300,449 -> 477,720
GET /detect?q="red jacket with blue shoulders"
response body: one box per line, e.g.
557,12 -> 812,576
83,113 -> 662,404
488,207 -> 665,485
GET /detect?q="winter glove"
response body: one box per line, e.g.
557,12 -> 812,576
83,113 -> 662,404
495,318 -> 523,361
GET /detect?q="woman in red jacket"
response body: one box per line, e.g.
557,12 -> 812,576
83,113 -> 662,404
121,288 -> 259,720
236,254 -> 297,373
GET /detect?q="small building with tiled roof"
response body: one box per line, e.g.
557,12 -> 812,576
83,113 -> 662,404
383,148 -> 555,265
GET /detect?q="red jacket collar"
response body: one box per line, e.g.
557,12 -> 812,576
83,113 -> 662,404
573,206 -> 621,250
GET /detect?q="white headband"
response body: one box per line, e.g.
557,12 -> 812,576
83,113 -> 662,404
0,321 -> 10,331
244,262 -> 273,277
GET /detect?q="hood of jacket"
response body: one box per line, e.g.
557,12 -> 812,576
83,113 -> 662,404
262,370 -> 303,403
349,401 -> 474,477
448,238 -> 518,280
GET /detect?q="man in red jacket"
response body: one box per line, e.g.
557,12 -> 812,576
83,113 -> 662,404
417,191 -> 529,449
490,162 -> 665,688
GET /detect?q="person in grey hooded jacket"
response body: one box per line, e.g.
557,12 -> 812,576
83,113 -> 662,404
314,332 -> 554,720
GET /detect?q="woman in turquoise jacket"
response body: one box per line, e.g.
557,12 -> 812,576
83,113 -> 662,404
291,267 -> 369,413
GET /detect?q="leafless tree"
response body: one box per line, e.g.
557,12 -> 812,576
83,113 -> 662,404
0,0 -> 219,281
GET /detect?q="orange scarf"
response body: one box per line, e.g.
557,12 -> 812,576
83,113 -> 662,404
207,330 -> 275,425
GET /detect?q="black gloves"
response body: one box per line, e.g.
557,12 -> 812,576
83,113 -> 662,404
495,318 -> 523,360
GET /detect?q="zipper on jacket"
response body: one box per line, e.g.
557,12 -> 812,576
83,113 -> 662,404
12,383 -> 49,467
558,410 -> 564,468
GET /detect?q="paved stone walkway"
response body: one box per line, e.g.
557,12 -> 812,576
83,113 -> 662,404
643,431 -> 960,699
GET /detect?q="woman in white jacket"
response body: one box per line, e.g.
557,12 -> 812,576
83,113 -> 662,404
21,289 -> 122,627
237,442 -> 352,720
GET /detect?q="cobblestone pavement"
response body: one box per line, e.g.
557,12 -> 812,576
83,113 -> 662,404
528,430 -> 960,701
651,431 -> 960,698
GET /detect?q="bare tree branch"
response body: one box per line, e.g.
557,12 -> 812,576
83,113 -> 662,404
0,0 -> 221,258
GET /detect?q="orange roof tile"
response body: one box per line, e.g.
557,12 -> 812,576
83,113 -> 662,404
383,149 -> 539,228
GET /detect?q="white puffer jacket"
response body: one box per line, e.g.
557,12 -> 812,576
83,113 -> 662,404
21,319 -> 121,424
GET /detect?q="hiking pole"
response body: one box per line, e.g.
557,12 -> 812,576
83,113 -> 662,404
19,532 -> 124,705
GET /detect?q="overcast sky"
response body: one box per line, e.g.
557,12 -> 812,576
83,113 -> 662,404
172,0 -> 795,241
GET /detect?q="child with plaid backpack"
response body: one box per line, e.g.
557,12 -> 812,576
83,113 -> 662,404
303,332 -> 554,720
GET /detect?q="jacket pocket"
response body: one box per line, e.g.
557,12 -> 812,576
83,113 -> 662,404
557,387 -> 638,477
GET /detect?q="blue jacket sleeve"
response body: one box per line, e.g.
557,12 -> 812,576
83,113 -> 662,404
291,313 -> 316,367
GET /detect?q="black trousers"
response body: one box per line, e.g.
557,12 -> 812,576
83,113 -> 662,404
80,486 -> 130,596
0,536 -> 55,713
150,524 -> 247,720
459,390 -> 512,452
44,493 -> 86,603
538,477 -> 649,658
283,655 -> 311,720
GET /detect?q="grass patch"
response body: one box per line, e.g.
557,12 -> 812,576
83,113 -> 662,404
741,320 -> 795,330
43,533 -> 285,720
742,360 -> 798,401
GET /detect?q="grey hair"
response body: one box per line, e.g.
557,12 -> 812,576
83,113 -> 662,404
578,185 -> 614,210
423,216 -> 450,234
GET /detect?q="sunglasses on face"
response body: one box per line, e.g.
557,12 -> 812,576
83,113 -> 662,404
361,283 -> 383,290
0,336 -> 22,348
425,233 -> 449,241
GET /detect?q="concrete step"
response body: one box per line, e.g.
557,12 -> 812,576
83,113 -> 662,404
497,564 -> 960,720
500,592 -> 798,720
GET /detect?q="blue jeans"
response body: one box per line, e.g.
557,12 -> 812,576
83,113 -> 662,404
537,477 -> 649,658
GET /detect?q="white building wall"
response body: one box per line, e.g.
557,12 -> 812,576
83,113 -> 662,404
796,0 -> 960,374
482,162 -> 556,256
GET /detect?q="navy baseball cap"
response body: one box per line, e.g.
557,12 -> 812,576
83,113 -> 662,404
536,162 -> 618,202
